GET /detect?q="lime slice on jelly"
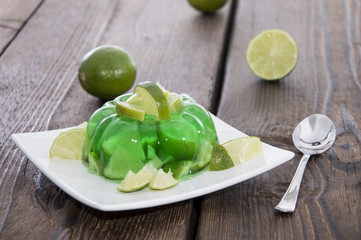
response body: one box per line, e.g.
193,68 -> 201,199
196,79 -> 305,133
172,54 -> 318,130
115,100 -> 145,121
117,163 -> 158,192
125,92 -> 143,105
209,144 -> 234,171
167,92 -> 184,113
134,81 -> 171,120
246,29 -> 298,80
49,128 -> 86,160
222,137 -> 263,165
149,168 -> 178,190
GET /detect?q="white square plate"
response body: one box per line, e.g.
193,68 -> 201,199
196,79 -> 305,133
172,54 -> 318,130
12,115 -> 294,211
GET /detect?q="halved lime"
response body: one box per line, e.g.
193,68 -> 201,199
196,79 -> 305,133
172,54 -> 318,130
117,163 -> 158,192
49,128 -> 86,160
134,81 -> 171,120
149,169 -> 178,190
115,100 -> 145,121
246,29 -> 298,80
209,144 -> 234,171
222,137 -> 262,165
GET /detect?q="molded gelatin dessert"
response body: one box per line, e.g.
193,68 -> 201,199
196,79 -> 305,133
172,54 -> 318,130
82,81 -> 217,180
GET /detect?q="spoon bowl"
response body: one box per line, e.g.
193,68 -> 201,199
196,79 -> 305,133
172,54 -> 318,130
275,114 -> 336,213
293,114 -> 336,155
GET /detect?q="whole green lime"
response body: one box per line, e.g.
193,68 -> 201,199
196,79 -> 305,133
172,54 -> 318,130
187,0 -> 227,13
78,45 -> 136,100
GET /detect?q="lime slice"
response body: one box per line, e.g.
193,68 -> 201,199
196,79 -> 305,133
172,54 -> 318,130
134,81 -> 171,120
149,169 -> 179,190
209,144 -> 234,171
222,137 -> 262,165
49,128 -> 86,160
115,100 -> 145,121
77,121 -> 88,129
167,92 -> 184,113
156,82 -> 170,97
246,29 -> 298,80
117,163 -> 158,192
126,93 -> 143,105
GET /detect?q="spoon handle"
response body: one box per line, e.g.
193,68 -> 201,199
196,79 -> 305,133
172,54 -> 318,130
275,154 -> 311,213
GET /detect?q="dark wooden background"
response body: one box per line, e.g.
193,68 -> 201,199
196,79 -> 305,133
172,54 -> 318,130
1,0 -> 360,239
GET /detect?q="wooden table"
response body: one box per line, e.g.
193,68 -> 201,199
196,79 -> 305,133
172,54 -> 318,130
1,0 -> 360,239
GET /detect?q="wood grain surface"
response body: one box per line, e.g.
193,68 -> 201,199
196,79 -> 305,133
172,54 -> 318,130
0,0 -> 231,239
1,0 -> 360,239
198,0 -> 361,239
0,0 -> 43,53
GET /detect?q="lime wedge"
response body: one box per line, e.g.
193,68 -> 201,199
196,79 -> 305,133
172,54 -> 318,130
209,144 -> 234,171
156,82 -> 170,97
117,163 -> 158,192
246,29 -> 298,80
126,93 -> 143,105
222,137 -> 263,165
167,92 -> 184,113
77,121 -> 88,129
49,128 -> 86,160
149,169 -> 179,190
134,81 -> 171,120
115,100 -> 145,121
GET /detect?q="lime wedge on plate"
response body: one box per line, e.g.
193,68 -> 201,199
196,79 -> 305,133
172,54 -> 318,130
115,100 -> 145,121
246,29 -> 298,80
117,163 -> 158,192
222,137 -> 263,165
49,128 -> 86,160
149,169 -> 179,190
134,81 -> 171,120
209,144 -> 235,171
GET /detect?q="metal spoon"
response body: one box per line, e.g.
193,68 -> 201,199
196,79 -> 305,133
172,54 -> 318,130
275,114 -> 336,213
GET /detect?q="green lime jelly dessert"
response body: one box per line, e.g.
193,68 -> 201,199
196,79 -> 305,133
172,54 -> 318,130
82,84 -> 217,180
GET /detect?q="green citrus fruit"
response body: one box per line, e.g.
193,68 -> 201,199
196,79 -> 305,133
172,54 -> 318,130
134,81 -> 171,120
149,169 -> 178,190
222,137 -> 263,165
187,0 -> 227,13
78,45 -> 136,100
246,29 -> 298,80
117,163 -> 158,192
209,144 -> 234,171
49,128 -> 86,160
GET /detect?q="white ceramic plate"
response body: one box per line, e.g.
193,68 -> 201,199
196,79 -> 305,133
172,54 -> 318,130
12,115 -> 294,211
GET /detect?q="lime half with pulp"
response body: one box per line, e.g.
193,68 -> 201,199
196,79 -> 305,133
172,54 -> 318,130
246,29 -> 298,80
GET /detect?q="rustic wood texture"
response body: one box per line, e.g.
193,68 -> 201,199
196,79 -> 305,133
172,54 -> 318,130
0,0 -> 43,53
0,0 -> 231,239
198,0 -> 361,239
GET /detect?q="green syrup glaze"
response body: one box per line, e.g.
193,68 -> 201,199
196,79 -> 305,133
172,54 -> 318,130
82,93 -> 217,180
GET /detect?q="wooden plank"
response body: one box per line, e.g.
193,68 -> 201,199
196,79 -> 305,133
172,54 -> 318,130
0,0 -> 43,53
0,0 -> 232,239
197,0 -> 361,239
